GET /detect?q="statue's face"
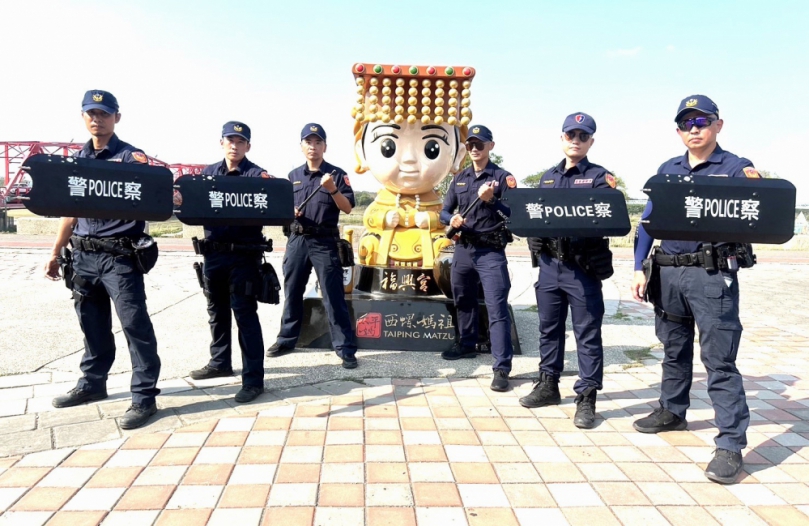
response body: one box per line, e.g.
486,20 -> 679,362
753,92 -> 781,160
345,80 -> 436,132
357,121 -> 466,194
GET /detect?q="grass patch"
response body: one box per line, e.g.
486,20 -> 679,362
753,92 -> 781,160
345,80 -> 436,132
623,348 -> 654,362
148,217 -> 184,237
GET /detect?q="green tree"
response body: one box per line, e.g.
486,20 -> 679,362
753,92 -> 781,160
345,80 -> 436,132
521,170 -> 546,188
353,190 -> 376,207
758,169 -> 779,179
435,152 -> 504,197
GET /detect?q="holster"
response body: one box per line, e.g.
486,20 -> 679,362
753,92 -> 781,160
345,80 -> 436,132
57,246 -> 75,291
257,262 -> 281,304
644,249 -> 693,324
527,237 -> 543,268
337,239 -> 355,267
193,261 -> 205,291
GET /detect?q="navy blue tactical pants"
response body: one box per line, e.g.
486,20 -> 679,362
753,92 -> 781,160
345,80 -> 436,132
204,251 -> 264,388
656,266 -> 749,452
452,244 -> 513,372
72,249 -> 160,406
276,234 -> 356,357
536,252 -> 604,393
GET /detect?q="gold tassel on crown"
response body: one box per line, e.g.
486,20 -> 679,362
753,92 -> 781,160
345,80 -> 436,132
351,64 -> 476,127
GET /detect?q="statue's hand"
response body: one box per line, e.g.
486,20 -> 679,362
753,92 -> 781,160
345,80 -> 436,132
414,211 -> 430,229
385,210 -> 400,228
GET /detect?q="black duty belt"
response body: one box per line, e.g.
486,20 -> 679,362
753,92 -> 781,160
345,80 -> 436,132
70,236 -> 132,255
285,221 -> 340,238
192,237 -> 272,255
653,251 -> 707,267
460,231 -> 509,250
652,243 -> 756,272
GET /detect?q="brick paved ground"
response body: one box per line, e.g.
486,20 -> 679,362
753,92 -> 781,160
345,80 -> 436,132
1,243 -> 808,524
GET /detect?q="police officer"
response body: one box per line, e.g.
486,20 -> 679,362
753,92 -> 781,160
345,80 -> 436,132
440,125 -> 515,392
188,122 -> 271,403
266,124 -> 358,368
631,95 -> 755,484
44,90 -> 160,430
518,113 -> 615,429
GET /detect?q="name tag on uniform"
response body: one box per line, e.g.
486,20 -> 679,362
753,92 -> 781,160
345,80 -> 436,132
456,182 -> 466,186
293,181 -> 302,185
707,174 -> 729,177
543,180 -> 555,185
574,179 -> 593,185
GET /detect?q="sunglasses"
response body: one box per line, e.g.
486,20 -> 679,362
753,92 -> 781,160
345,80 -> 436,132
465,141 -> 488,151
564,131 -> 591,142
677,117 -> 716,131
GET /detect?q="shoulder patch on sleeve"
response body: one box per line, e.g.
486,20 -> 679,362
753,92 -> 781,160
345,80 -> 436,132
343,175 -> 351,187
260,171 -> 273,179
131,151 -> 148,163
605,173 -> 616,188
506,175 -> 517,188
743,167 -> 760,178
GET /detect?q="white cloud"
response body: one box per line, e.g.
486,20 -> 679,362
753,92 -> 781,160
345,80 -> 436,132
605,46 -> 642,58
665,45 -> 676,52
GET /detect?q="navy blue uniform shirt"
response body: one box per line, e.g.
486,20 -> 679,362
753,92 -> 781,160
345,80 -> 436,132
634,144 -> 754,270
539,157 -> 613,189
440,160 -> 513,234
72,134 -> 147,238
289,160 -> 355,230
202,157 -> 268,243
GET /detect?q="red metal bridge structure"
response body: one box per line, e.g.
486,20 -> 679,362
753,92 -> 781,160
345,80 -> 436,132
1,141 -> 205,202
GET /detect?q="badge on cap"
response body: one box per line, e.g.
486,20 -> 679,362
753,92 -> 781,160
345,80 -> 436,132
506,175 -> 517,188
575,114 -> 585,123
344,175 -> 351,187
310,125 -> 319,132
92,93 -> 103,102
233,125 -> 243,132
685,99 -> 698,107
472,127 -> 480,134
743,167 -> 760,178
605,173 -> 616,188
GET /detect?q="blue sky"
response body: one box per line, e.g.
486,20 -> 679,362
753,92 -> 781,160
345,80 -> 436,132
2,0 -> 807,201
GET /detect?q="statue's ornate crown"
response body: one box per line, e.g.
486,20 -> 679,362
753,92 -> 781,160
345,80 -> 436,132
351,64 -> 476,127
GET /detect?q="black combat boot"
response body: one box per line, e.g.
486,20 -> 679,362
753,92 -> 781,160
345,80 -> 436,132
705,449 -> 744,484
441,342 -> 477,361
573,387 -> 598,429
633,406 -> 688,433
52,387 -> 108,408
518,372 -> 561,408
266,342 -> 296,357
189,365 -> 233,380
490,370 -> 509,392
119,403 -> 158,430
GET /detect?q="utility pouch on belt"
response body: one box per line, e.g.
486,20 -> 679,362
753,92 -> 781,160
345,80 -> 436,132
131,235 -> 159,274
257,262 -> 281,304
580,238 -> 614,280
337,239 -> 355,267
57,246 -> 74,290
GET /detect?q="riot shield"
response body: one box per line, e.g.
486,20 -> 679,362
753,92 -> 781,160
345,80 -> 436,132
642,174 -> 796,244
506,188 -> 631,238
22,154 -> 173,221
174,175 -> 295,226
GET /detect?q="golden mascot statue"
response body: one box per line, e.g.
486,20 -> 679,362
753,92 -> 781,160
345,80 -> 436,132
350,64 -> 475,295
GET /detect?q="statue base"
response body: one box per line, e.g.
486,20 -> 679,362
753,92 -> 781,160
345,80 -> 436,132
299,287 -> 521,354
